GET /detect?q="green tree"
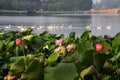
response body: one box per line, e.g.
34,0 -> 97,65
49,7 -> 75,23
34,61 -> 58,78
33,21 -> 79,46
0,0 -> 93,11
0,0 -> 12,10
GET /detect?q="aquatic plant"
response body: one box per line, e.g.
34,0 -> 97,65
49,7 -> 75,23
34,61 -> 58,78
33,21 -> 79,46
0,28 -> 120,80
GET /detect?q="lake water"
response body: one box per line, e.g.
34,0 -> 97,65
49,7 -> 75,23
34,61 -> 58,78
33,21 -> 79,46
0,14 -> 120,36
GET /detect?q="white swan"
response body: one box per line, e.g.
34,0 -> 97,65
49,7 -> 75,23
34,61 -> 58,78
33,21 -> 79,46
86,24 -> 91,30
106,25 -> 111,30
5,24 -> 11,29
97,25 -> 102,30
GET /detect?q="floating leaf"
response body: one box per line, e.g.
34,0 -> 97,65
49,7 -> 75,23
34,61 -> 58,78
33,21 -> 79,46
44,63 -> 78,80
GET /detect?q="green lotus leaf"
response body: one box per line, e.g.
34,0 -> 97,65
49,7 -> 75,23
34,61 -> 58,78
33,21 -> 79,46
44,63 -> 78,80
65,32 -> 75,44
110,51 -> 120,62
112,35 -> 120,47
47,53 -> 59,66
6,41 -> 14,52
21,58 -> 44,80
99,41 -> 111,54
10,56 -> 25,63
0,41 -> 4,50
9,58 -> 25,75
81,30 -> 91,40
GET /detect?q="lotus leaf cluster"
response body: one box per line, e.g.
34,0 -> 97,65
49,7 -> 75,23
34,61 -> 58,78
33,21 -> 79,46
0,28 -> 120,80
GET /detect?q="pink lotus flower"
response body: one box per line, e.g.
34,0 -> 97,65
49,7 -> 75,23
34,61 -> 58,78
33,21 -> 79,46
55,38 -> 64,46
15,38 -> 22,46
54,47 -> 61,53
66,44 -> 74,52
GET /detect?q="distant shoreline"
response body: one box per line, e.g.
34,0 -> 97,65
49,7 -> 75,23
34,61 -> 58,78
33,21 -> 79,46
0,10 -> 84,16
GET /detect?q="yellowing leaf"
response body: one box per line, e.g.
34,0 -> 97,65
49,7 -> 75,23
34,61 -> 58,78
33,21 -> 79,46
80,65 -> 96,80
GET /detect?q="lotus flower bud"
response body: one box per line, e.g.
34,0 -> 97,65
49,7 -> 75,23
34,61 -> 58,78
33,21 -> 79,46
15,38 -> 22,46
95,43 -> 104,52
23,35 -> 33,41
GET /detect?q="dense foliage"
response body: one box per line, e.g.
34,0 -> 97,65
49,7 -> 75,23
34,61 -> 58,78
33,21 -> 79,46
1,28 -> 120,80
93,0 -> 120,9
0,0 -> 93,11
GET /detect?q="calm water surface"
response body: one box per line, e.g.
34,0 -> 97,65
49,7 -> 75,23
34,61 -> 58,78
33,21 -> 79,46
0,14 -> 120,36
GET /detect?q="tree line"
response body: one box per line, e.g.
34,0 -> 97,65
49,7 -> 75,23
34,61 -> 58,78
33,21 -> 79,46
0,0 -> 93,11
93,0 -> 120,9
